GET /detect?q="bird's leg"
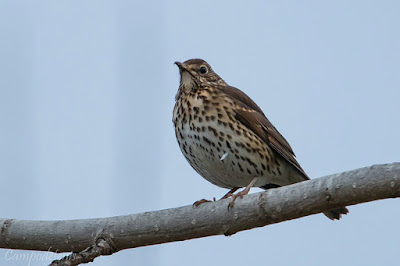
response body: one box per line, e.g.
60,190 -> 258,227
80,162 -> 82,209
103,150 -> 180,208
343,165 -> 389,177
193,187 -> 240,207
220,187 -> 240,200
228,177 -> 258,209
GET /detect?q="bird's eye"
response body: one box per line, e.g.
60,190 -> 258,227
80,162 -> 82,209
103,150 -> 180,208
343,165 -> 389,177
199,66 -> 208,74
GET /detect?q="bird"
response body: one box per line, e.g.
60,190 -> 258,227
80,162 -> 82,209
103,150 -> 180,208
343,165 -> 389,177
172,58 -> 349,220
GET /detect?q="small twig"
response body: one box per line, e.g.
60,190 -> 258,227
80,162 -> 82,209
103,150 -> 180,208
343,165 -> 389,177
49,238 -> 115,266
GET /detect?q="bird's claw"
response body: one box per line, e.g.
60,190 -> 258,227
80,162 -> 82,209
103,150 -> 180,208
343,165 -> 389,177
193,198 -> 213,207
227,191 -> 245,210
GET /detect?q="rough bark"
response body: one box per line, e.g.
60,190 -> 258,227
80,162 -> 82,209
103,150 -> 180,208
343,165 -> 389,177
1,163 -> 399,265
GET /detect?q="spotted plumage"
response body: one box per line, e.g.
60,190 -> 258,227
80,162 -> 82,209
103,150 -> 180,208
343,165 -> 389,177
173,58 -> 348,220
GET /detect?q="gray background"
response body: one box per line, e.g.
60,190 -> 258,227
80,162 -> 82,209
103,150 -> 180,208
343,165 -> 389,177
0,1 -> 399,265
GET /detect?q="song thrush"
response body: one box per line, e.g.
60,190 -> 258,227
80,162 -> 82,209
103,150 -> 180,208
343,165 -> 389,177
173,58 -> 348,220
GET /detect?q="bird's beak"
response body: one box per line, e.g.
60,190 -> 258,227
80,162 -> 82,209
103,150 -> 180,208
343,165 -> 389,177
174,61 -> 183,68
175,61 -> 190,72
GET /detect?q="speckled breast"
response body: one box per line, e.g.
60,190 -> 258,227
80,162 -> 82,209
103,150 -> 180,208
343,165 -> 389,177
173,87 -> 293,189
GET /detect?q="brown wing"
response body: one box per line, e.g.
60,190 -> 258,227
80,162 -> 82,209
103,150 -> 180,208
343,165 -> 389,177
218,85 -> 309,180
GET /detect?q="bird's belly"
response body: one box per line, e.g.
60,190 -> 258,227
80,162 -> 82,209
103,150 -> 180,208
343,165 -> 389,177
181,129 -> 246,188
177,121 -> 297,189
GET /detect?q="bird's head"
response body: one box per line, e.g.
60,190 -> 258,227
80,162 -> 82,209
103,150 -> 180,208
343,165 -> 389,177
175,59 -> 226,94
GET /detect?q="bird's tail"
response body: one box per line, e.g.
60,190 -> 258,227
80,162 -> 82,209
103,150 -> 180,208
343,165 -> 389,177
323,207 -> 349,220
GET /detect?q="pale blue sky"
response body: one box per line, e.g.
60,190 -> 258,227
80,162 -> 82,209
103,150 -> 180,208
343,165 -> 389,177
0,1 -> 399,265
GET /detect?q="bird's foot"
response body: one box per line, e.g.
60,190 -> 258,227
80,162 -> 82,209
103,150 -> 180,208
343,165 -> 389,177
193,187 -> 240,207
227,177 -> 258,210
193,198 -> 216,207
228,190 -> 249,210
220,187 -> 240,200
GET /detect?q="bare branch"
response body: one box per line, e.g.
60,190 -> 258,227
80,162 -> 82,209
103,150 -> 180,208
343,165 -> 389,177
1,163 -> 399,265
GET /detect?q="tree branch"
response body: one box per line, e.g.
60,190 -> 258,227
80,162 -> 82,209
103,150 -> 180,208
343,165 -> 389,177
1,163 -> 399,265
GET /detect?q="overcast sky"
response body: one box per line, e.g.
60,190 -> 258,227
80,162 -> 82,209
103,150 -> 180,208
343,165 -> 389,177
0,1 -> 399,265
